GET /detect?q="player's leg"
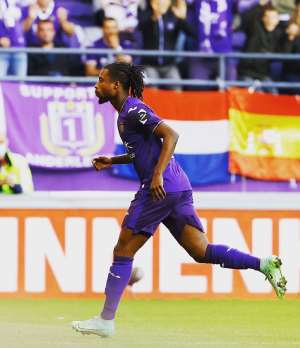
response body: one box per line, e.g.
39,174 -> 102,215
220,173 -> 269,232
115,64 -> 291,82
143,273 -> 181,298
178,225 -> 287,298
101,227 -> 150,321
178,224 -> 261,270
73,190 -> 174,337
72,227 -> 149,337
98,190 -> 179,324
164,191 -> 287,298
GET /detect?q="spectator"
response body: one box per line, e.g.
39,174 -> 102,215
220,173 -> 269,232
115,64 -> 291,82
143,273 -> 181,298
0,133 -> 33,194
239,0 -> 270,36
138,0 -> 195,90
186,0 -> 236,84
84,17 -> 132,77
238,4 -> 284,92
281,21 -> 300,94
289,0 -> 300,34
28,19 -> 73,76
93,0 -> 144,44
0,0 -> 27,78
240,1 -> 295,33
21,0 -> 76,47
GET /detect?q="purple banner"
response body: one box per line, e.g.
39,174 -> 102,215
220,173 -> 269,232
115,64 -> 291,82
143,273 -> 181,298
0,82 -> 115,169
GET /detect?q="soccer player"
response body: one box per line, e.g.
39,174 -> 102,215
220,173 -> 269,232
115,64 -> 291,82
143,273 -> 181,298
72,62 -> 287,338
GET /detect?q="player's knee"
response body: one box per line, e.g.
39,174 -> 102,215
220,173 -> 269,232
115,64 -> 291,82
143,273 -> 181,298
187,245 -> 207,263
190,251 -> 206,263
182,238 -> 208,262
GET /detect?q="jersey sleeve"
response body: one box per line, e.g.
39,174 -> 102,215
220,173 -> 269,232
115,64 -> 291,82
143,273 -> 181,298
127,104 -> 163,134
0,21 -> 6,37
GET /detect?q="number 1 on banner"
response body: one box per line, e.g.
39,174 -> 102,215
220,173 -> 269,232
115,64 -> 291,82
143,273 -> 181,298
63,118 -> 77,142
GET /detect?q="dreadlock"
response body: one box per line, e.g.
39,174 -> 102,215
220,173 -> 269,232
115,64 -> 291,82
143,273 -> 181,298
105,62 -> 145,99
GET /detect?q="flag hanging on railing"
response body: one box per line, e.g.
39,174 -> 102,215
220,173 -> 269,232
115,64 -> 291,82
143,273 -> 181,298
0,82 -> 115,169
2,81 -> 300,188
112,89 -> 231,185
229,89 -> 300,180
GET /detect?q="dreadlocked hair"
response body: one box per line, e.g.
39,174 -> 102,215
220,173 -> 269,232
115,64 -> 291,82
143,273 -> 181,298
105,62 -> 145,99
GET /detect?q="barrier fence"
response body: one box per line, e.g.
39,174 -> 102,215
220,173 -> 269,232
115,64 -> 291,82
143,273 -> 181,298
2,48 -> 300,90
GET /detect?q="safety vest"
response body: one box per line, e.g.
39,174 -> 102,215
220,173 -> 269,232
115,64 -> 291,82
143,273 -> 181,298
0,152 -> 33,194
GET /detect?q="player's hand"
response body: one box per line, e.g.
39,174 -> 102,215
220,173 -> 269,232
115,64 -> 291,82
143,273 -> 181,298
57,7 -> 69,23
116,54 -> 132,64
28,4 -> 39,20
286,23 -> 299,41
150,172 -> 166,201
0,37 -> 11,48
172,0 -> 187,20
92,156 -> 112,171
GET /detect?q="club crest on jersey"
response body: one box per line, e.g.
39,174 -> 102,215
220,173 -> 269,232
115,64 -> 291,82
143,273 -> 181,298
138,109 -> 148,125
39,101 -> 105,156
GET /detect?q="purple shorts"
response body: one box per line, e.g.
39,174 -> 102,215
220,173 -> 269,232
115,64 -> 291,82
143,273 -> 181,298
122,190 -> 204,239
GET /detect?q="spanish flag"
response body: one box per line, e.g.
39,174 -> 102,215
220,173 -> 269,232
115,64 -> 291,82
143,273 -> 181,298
229,89 -> 300,180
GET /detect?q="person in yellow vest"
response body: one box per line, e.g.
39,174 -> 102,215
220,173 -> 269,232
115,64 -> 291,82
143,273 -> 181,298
0,133 -> 33,194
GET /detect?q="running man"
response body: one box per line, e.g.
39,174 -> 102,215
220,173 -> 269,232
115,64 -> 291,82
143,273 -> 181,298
72,62 -> 287,338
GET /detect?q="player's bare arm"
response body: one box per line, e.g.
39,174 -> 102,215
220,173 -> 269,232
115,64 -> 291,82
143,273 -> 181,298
151,122 -> 179,201
92,154 -> 133,171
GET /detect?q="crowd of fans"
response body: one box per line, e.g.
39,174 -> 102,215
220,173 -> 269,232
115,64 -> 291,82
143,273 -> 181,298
1,0 -> 300,91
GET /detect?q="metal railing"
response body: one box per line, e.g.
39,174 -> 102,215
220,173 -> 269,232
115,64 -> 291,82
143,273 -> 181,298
1,47 -> 300,90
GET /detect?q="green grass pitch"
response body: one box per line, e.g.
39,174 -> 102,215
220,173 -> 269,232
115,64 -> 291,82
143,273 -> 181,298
0,298 -> 299,348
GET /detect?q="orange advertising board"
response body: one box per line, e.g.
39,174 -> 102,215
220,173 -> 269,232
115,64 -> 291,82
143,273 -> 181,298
0,207 -> 299,299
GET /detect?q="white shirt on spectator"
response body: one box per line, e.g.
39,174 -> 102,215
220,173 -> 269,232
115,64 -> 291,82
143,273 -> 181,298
93,0 -> 144,31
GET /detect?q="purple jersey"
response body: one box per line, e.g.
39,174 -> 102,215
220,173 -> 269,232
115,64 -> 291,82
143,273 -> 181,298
193,0 -> 233,53
0,1 -> 25,47
118,97 -> 192,192
0,19 -> 25,47
85,38 -> 132,68
21,4 -> 70,46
